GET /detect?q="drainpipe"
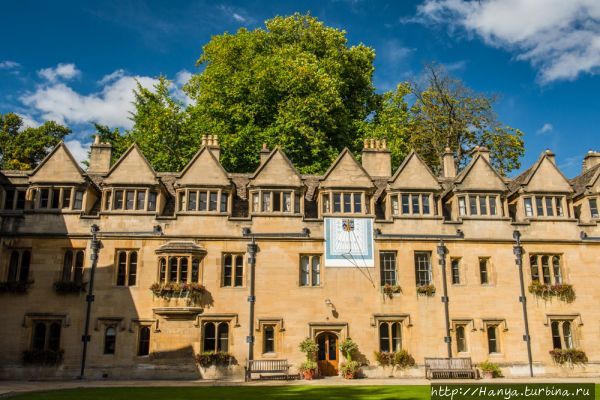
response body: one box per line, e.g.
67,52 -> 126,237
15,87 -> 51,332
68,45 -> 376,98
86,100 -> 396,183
79,224 -> 100,378
245,236 -> 258,381
513,230 -> 534,377
437,239 -> 452,358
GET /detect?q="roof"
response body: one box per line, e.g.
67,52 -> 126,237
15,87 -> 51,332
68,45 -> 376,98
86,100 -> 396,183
571,163 -> 600,197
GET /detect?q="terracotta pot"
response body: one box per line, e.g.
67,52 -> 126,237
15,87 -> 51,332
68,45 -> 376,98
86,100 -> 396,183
344,372 -> 355,379
303,369 -> 315,380
482,371 -> 494,379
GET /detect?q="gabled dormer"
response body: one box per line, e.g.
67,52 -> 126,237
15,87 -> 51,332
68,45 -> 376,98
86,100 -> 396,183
386,151 -> 441,218
175,139 -> 232,215
27,142 -> 92,213
248,146 -> 303,215
509,150 -> 572,221
451,147 -> 507,219
101,144 -> 164,214
569,152 -> 600,223
319,148 -> 374,217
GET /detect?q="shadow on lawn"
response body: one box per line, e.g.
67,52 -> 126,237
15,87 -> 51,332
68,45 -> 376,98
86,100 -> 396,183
12,386 -> 429,400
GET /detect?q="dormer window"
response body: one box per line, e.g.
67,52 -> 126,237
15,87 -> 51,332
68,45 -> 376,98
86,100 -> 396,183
103,188 -> 159,212
390,193 -> 431,216
176,189 -> 229,213
523,195 -> 565,218
458,194 -> 498,217
250,189 -> 301,214
30,186 -> 84,211
321,191 -> 364,215
589,198 -> 599,219
2,188 -> 26,211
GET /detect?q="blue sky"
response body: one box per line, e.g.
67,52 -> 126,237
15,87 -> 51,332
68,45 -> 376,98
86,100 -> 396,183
1,0 -> 599,177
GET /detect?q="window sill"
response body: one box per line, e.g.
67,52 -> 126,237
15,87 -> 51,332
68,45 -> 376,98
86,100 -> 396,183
176,211 -> 229,216
250,212 -> 302,217
261,352 -> 278,358
299,285 -> 323,289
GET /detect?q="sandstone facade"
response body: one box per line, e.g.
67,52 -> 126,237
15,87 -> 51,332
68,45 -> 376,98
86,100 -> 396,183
0,136 -> 599,379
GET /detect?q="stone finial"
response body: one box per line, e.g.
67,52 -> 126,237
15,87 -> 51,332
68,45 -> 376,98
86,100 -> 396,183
213,135 -> 219,147
364,139 -> 369,149
207,134 -> 213,146
375,139 -> 381,149
94,135 -> 100,145
201,135 -> 207,146
262,143 -> 268,151
381,139 -> 387,149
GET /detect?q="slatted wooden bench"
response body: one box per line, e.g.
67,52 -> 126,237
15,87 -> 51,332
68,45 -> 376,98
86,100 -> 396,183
245,359 -> 291,381
424,357 -> 478,379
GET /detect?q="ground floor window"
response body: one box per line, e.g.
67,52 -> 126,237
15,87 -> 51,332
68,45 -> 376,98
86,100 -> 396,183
551,320 -> 574,350
455,325 -> 467,353
104,326 -> 117,355
379,321 -> 402,352
31,320 -> 61,352
138,326 -> 151,356
263,325 -> 275,354
202,321 -> 229,352
486,325 -> 500,354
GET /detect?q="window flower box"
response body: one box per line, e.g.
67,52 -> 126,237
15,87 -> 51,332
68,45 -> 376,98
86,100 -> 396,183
0,280 -> 34,294
382,284 -> 402,299
194,351 -> 237,368
416,284 -> 436,297
150,282 -> 205,303
528,281 -> 575,303
549,349 -> 588,365
53,280 -> 86,294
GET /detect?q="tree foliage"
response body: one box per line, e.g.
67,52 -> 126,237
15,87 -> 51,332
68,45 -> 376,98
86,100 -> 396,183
409,64 -> 524,175
184,13 -> 376,174
0,113 -> 70,170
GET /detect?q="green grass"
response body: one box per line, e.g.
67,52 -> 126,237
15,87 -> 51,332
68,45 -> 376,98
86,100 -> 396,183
10,386 -> 428,400
9,384 -> 600,400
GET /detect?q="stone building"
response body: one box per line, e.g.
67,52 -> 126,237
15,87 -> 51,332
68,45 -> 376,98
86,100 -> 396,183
0,135 -> 599,379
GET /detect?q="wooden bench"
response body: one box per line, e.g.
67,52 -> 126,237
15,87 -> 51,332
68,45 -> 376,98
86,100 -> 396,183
245,359 -> 291,381
424,357 -> 478,379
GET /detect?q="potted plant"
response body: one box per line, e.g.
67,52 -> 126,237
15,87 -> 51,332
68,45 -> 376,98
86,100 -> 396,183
298,360 -> 318,380
549,349 -> 588,365
340,361 -> 360,379
479,360 -> 502,379
339,338 -> 360,379
298,338 -> 319,379
416,284 -> 436,297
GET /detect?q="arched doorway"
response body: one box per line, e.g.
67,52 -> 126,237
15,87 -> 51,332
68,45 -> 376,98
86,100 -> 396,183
316,331 -> 338,376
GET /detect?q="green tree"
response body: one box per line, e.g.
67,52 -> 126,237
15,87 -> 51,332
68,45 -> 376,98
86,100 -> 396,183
359,83 -> 412,170
127,76 -> 197,172
184,13 -> 376,174
409,64 -> 524,175
0,113 -> 71,170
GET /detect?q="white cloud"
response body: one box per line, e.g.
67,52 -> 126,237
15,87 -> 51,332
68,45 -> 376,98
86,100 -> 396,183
38,63 -> 81,82
0,60 -> 20,70
415,0 -> 600,83
172,70 -> 194,106
232,13 -> 246,22
65,139 -> 91,166
16,113 -> 40,129
21,71 -> 158,128
537,123 -> 553,135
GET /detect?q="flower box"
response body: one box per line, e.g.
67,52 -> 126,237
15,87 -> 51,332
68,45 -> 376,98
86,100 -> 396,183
549,349 -> 588,365
528,281 -> 575,303
22,349 -> 64,365
150,282 -> 205,303
53,280 -> 86,294
0,280 -> 34,294
416,284 -> 436,297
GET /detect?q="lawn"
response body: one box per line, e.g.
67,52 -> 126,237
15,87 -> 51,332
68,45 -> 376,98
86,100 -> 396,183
9,384 -> 600,400
10,386 -> 428,400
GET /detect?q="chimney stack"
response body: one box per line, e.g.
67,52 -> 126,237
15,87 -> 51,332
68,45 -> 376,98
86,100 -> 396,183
259,143 -> 271,164
544,149 -> 556,164
441,147 -> 456,178
87,135 -> 112,175
583,151 -> 600,172
202,134 -> 221,161
361,138 -> 391,177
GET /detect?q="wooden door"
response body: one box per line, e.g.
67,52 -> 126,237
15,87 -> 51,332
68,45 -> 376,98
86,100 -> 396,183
316,332 -> 338,376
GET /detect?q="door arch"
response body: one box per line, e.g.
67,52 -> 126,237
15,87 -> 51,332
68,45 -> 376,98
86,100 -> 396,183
316,331 -> 339,376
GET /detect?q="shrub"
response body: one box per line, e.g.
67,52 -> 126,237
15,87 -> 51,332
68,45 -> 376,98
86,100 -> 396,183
339,338 -> 358,362
393,350 -> 416,369
195,351 -> 237,367
22,349 -> 64,365
382,284 -> 402,299
528,281 -> 575,303
299,338 -> 319,361
549,349 -> 588,365
479,360 -> 503,377
374,350 -> 415,369
416,284 -> 436,296
53,280 -> 86,294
